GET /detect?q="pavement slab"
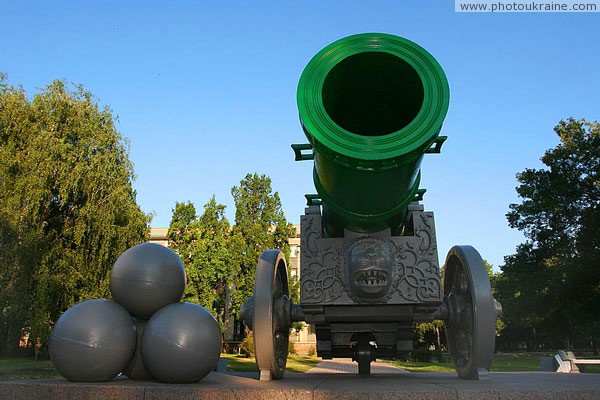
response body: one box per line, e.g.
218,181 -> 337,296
1,371 -> 600,400
306,358 -> 410,374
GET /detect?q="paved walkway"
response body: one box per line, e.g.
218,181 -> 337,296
3,372 -> 600,399
306,357 -> 409,374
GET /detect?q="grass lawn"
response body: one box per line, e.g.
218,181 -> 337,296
385,352 -> 600,373
221,353 -> 321,373
3,352 -> 598,380
492,353 -> 550,372
385,353 -> 546,372
383,359 -> 454,373
0,357 -> 60,381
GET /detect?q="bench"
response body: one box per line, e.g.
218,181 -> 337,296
555,350 -> 600,373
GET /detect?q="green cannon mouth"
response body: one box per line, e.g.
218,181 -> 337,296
298,32 -> 449,161
322,51 -> 424,137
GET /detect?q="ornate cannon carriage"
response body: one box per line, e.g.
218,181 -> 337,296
240,33 -> 502,381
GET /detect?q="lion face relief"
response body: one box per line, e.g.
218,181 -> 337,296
347,239 -> 393,298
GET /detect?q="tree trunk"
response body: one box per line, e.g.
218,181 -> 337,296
223,283 -> 235,343
6,325 -> 20,356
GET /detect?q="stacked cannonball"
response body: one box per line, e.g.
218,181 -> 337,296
49,243 -> 222,383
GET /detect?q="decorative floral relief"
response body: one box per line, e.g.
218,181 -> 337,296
301,256 -> 344,303
301,215 -> 343,303
301,210 -> 442,304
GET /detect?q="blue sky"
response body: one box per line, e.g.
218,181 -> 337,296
2,1 -> 599,269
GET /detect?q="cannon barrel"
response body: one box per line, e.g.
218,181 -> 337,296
295,33 -> 450,236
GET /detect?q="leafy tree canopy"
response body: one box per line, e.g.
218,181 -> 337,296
230,173 -> 296,314
0,75 -> 150,355
168,197 -> 238,333
167,174 -> 296,338
497,118 -> 599,351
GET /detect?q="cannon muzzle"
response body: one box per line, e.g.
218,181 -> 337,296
295,33 -> 449,236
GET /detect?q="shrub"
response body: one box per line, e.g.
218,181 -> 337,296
307,345 -> 316,357
410,347 -> 433,362
240,332 -> 254,357
288,340 -> 297,355
434,348 -> 446,363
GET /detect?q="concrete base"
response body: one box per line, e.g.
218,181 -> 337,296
2,372 -> 600,400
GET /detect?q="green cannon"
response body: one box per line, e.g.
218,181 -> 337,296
241,33 -> 502,381
293,33 -> 449,237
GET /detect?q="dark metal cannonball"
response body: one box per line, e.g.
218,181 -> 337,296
123,319 -> 153,380
110,242 -> 186,319
49,299 -> 136,382
141,302 -> 222,383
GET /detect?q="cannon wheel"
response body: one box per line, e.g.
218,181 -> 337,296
253,250 -> 291,381
443,245 -> 496,380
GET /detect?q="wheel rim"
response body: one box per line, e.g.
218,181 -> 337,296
444,245 -> 496,379
253,250 -> 291,380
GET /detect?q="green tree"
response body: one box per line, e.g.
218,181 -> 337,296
167,197 -> 239,334
230,173 -> 295,319
497,118 -> 600,351
0,75 -> 150,355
